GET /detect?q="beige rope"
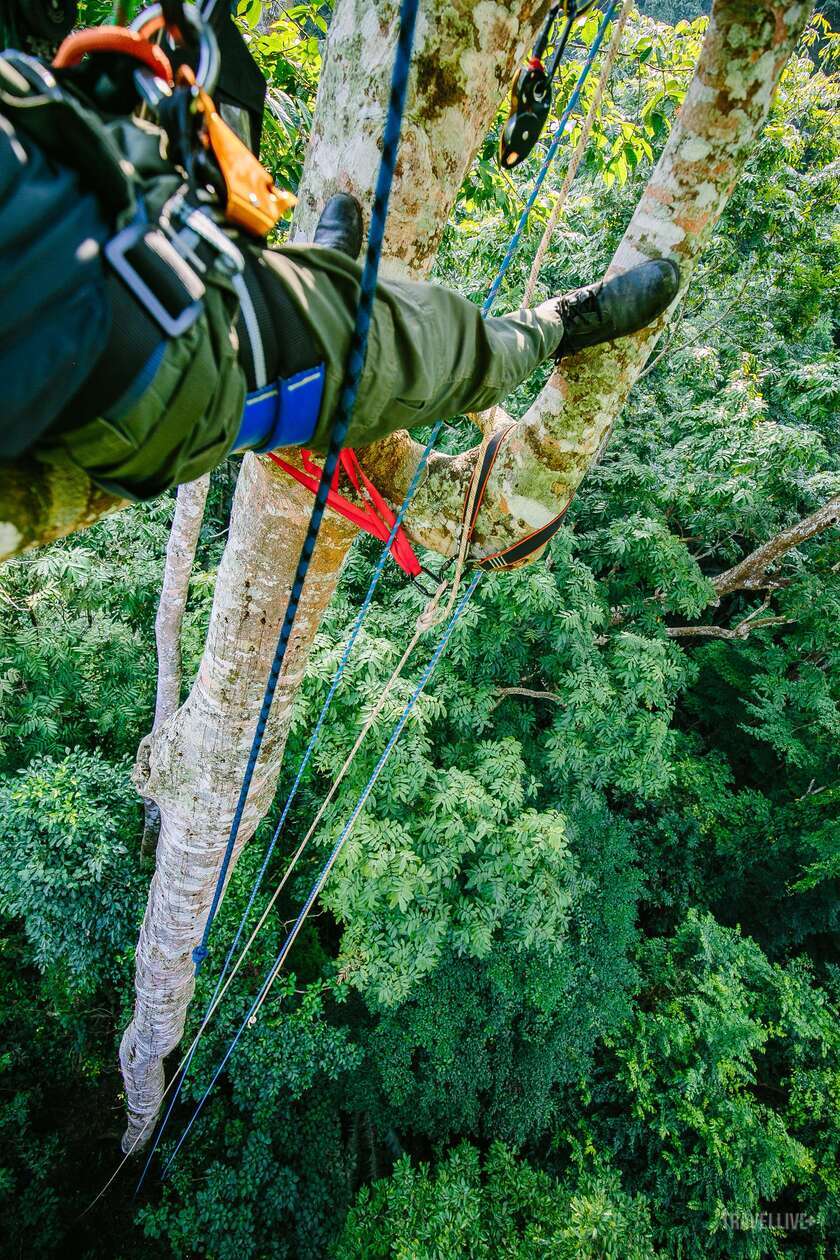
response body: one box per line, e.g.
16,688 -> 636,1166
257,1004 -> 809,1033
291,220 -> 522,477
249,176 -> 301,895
522,0 -> 634,309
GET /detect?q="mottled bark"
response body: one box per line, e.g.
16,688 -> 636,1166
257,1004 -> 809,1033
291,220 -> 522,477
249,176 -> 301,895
119,0 -> 556,1149
120,0 -> 812,1147
0,455 -> 125,565
139,477 -> 211,863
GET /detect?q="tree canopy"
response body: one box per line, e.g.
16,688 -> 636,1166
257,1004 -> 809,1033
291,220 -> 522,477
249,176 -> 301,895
0,2 -> 838,1258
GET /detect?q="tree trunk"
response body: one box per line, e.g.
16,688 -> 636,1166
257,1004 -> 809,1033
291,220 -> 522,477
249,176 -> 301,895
0,453 -> 124,564
119,0 -> 556,1151
139,477 -> 211,864
364,0 -> 815,564
119,0 -> 812,1148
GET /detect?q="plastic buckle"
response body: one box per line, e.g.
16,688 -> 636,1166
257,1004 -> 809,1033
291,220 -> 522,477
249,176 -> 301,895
105,221 -> 205,338
0,50 -> 65,105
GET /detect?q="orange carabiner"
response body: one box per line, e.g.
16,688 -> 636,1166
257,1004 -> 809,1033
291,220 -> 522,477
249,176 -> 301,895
53,27 -> 174,84
177,64 -> 295,238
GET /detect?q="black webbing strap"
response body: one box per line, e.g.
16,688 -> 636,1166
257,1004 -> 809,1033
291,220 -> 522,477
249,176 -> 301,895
236,249 -> 320,391
463,424 -> 570,572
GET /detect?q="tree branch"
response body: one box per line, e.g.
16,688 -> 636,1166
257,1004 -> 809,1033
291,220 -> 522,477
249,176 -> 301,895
712,495 -> 840,598
491,686 -> 565,709
139,476 -> 210,863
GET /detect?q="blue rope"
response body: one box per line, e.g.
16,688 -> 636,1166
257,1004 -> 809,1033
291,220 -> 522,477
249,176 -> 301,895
192,0 -> 421,978
135,419 -> 441,1194
141,0 -> 613,1191
160,571 -> 482,1178
482,0 -> 619,316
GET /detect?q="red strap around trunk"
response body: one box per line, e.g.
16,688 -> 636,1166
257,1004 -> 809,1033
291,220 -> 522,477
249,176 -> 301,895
265,448 -> 421,578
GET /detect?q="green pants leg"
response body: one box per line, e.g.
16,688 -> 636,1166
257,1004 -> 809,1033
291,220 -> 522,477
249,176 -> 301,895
261,244 -> 564,452
48,242 -> 563,500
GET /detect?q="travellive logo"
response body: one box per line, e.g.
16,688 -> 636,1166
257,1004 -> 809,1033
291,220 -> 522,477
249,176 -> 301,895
724,1212 -> 815,1233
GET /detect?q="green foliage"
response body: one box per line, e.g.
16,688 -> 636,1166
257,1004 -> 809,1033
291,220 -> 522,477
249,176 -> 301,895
334,1142 -> 661,1260
0,749 -> 144,993
138,982 -> 362,1260
1,8 -> 838,1260
577,914 -> 840,1257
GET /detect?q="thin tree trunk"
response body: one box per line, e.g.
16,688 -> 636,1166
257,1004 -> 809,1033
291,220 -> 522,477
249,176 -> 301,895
121,456 -> 357,1149
119,0 -> 555,1150
119,0 -> 812,1148
139,477 -> 211,863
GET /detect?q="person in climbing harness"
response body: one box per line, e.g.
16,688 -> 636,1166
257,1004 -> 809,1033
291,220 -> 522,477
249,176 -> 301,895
0,3 -> 680,506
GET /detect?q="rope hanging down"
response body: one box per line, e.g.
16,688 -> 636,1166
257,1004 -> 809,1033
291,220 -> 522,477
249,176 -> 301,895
93,2 -> 626,1208
165,0 -> 616,1099
135,420 -> 442,1194
161,571 -> 483,1177
523,0 -> 633,308
147,431 -> 491,1180
192,0 -> 421,977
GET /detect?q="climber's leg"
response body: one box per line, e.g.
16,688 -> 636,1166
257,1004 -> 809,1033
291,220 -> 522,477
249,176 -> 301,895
254,244 -> 564,453
254,242 -> 679,454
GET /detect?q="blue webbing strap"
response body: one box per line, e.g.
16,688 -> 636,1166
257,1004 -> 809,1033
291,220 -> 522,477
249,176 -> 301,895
191,0 -> 421,978
482,0 -> 619,316
160,571 -> 482,1178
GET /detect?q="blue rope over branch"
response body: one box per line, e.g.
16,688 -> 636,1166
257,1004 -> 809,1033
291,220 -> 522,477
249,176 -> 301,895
137,0 -> 617,1191
483,0 -> 619,315
192,0 -> 422,977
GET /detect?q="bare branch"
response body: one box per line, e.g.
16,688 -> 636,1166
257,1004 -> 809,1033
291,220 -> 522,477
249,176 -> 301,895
491,686 -> 565,710
666,616 -> 792,640
712,495 -> 840,597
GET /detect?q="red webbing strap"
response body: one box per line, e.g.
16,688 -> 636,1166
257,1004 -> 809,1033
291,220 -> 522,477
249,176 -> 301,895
266,449 -> 422,578
463,426 -> 570,572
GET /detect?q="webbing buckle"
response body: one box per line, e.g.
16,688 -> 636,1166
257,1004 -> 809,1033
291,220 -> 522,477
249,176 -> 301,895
412,563 -> 447,599
105,221 -> 205,338
0,50 -> 65,106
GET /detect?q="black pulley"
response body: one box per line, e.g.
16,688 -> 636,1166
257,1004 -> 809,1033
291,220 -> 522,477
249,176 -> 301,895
499,0 -> 600,170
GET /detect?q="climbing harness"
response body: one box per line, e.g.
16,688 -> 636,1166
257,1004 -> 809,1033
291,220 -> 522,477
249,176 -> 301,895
500,0 -> 600,169
55,3 -> 294,237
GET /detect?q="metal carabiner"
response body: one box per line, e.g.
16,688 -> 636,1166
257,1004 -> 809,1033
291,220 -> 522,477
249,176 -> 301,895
499,0 -> 600,170
130,1 -> 220,96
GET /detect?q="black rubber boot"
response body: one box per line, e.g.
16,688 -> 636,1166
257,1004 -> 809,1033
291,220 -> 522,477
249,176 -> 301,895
549,259 -> 680,359
313,193 -> 364,260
